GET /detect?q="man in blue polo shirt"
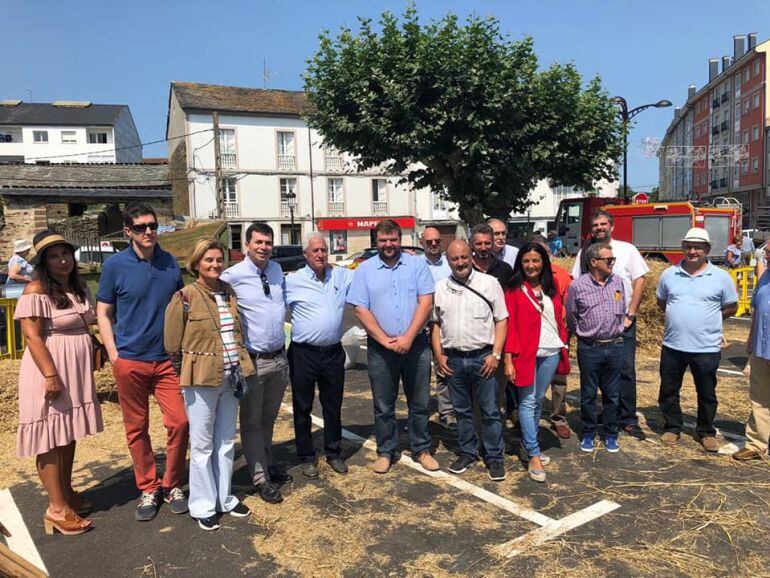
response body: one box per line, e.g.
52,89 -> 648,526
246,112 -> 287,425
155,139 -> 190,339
348,219 -> 438,474
96,204 -> 188,522
656,228 -> 738,452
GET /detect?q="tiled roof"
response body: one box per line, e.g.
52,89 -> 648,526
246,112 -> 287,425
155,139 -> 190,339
172,82 -> 309,116
0,187 -> 172,199
0,163 -> 170,188
0,103 -> 127,126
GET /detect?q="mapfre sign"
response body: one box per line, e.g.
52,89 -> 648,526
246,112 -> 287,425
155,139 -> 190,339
633,193 -> 650,204
316,216 -> 416,231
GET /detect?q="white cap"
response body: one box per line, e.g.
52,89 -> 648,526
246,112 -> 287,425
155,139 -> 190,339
681,227 -> 711,244
12,239 -> 32,253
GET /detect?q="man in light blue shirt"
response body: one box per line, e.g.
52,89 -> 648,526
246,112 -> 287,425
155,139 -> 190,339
488,218 -> 519,268
421,227 -> 455,428
656,228 -> 738,452
221,222 -> 290,504
285,233 -> 354,478
347,219 -> 438,474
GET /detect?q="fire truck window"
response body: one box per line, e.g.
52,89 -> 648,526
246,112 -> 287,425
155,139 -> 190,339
566,204 -> 580,224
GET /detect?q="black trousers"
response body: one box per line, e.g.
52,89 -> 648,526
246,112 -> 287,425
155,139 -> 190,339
658,345 -> 720,437
288,341 -> 345,462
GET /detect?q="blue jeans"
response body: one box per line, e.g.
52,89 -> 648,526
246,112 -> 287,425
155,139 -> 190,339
618,319 -> 638,427
577,340 -> 623,436
446,351 -> 504,462
367,334 -> 432,458
518,355 -> 560,457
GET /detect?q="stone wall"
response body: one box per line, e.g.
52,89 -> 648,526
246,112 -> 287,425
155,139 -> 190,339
0,198 -> 47,261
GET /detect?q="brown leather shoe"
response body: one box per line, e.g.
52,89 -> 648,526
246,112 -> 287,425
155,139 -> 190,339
660,432 -> 680,445
552,423 -> 571,439
416,452 -> 439,471
700,436 -> 719,452
373,456 -> 392,474
732,447 -> 761,461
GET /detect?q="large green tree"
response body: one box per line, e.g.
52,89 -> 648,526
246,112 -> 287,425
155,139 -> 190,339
304,6 -> 624,224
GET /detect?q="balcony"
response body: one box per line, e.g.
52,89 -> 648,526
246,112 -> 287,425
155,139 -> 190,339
224,202 -> 239,218
324,155 -> 343,171
221,153 -> 237,168
327,201 -> 345,216
277,154 -> 295,170
372,201 -> 388,215
280,200 -> 297,217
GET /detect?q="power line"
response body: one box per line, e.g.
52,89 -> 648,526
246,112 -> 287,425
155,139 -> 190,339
20,128 -> 214,162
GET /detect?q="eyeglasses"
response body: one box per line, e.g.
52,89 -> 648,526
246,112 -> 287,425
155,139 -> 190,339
682,244 -> 708,253
260,272 -> 271,297
129,222 -> 159,234
593,257 -> 616,265
424,239 -> 441,246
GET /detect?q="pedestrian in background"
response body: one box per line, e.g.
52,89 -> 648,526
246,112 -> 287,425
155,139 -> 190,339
16,231 -> 103,536
725,235 -> 743,268
547,230 -> 564,258
164,237 -> 255,531
487,218 -> 519,268
5,238 -> 34,297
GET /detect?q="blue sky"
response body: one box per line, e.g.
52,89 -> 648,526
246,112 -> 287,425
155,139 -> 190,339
4,0 -> 769,191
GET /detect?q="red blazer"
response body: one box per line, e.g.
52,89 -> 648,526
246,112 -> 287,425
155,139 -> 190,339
504,282 -> 570,387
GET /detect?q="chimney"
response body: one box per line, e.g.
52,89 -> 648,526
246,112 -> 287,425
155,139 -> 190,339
734,35 -> 746,59
722,56 -> 731,72
748,33 -> 757,50
688,84 -> 696,100
709,58 -> 720,81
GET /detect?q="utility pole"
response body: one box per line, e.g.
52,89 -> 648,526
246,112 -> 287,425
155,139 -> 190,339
308,127 -> 316,230
212,112 -> 223,219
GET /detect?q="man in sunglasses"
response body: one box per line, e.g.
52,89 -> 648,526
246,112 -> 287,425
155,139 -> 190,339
420,227 -> 456,429
221,222 -> 291,504
565,242 -> 626,453
97,204 -> 188,522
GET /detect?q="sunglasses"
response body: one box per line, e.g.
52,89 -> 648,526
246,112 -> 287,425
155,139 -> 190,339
129,222 -> 159,234
424,239 -> 441,246
593,257 -> 616,265
260,272 -> 271,297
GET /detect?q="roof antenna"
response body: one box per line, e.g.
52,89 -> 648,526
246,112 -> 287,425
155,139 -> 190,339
26,87 -> 32,103
262,58 -> 273,89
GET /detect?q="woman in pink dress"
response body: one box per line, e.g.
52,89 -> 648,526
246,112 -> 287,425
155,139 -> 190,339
16,231 -> 103,535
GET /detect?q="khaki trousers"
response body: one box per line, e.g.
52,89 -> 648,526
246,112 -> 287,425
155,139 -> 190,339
746,355 -> 770,453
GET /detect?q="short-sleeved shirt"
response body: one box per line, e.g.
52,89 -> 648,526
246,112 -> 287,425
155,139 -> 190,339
424,254 -> 451,285
96,245 -> 183,361
549,238 -> 563,256
499,244 -> 519,268
751,271 -> 770,360
565,273 -> 626,340
285,264 -> 354,346
5,254 -> 34,293
347,252 -> 434,338
656,262 -> 738,353
433,270 -> 508,351
572,239 -> 648,308
725,245 -> 742,267
221,257 -> 285,354
473,257 -> 513,287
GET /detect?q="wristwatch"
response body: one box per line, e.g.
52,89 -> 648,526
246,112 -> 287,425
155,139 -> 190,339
492,352 -> 502,361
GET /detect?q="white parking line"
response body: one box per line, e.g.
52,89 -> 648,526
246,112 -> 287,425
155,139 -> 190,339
0,488 -> 48,575
717,367 -> 745,376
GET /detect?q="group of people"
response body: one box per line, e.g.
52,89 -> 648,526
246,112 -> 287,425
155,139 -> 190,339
14,203 -> 769,537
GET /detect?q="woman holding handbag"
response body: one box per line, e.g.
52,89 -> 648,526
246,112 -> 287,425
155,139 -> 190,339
15,231 -> 103,535
503,242 -> 569,483
164,237 -> 256,531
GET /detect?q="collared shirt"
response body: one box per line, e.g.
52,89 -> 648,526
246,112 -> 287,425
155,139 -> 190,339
656,261 -> 737,353
499,244 -> 519,268
548,238 -> 563,256
285,264 -> 354,346
423,254 -> 451,285
221,257 -> 285,353
97,245 -> 183,360
472,256 -> 513,287
433,270 -> 508,351
725,244 -> 742,268
565,273 -> 626,340
347,252 -> 434,337
572,239 -> 648,308
751,271 -> 770,360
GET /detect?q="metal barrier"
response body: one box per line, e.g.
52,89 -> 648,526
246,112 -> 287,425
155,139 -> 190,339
0,298 -> 24,360
729,266 -> 755,317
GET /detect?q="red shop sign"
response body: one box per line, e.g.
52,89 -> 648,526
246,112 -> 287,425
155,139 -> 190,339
316,216 -> 416,231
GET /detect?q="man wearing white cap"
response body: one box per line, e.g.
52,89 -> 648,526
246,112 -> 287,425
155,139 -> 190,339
656,228 -> 738,452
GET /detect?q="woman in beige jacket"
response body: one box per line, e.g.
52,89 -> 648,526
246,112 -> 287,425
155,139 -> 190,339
164,237 -> 256,531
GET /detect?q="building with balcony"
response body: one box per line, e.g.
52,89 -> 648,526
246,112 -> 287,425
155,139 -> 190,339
0,101 -> 142,164
659,33 -> 769,228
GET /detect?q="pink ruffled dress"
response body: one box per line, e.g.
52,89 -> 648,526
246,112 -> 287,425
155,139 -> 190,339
15,293 -> 104,457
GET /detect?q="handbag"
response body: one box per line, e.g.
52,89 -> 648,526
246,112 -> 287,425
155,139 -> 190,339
520,287 -> 571,376
192,284 -> 250,399
78,312 -> 107,371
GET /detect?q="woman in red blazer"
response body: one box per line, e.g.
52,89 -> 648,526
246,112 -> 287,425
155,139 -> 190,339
503,243 -> 569,482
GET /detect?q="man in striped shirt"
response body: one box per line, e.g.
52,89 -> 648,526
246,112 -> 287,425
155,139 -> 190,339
565,242 -> 626,454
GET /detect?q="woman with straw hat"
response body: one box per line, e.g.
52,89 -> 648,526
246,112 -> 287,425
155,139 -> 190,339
5,238 -> 34,298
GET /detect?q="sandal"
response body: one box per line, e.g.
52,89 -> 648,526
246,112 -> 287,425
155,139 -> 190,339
528,467 -> 547,483
44,508 -> 93,536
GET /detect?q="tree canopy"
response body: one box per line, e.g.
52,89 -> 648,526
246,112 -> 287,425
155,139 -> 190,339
304,6 -> 624,224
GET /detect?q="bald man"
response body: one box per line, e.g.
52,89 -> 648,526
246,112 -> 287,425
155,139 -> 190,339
421,227 -> 456,427
488,219 -> 519,268
432,241 -> 509,480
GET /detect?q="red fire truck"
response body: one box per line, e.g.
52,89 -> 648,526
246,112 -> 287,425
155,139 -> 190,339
554,196 -> 742,263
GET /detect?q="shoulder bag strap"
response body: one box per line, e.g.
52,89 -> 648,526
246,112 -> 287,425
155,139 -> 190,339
520,287 -> 561,336
448,276 -> 494,313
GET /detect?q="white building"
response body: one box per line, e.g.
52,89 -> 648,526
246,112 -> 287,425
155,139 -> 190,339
0,101 -> 142,164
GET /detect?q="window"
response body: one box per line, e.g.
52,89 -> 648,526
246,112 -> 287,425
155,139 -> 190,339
219,128 -> 236,167
753,93 -> 760,109
277,131 -> 295,169
742,129 -> 749,144
330,231 -> 347,254
86,154 -> 113,163
280,177 -> 297,200
87,131 -> 107,144
371,179 -> 387,202
744,99 -> 750,114
744,68 -> 750,83
752,158 -> 759,173
742,161 -> 749,176
327,178 -> 344,203
61,130 -> 77,144
0,132 -> 14,143
754,60 -> 760,77
33,130 -> 48,143
223,177 -> 238,217
753,125 -> 760,141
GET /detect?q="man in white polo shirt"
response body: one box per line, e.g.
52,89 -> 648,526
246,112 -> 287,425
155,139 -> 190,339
432,240 -> 509,481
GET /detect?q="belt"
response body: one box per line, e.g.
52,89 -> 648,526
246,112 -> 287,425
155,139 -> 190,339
249,347 -> 285,360
578,337 -> 623,347
291,341 -> 341,353
444,345 -> 493,358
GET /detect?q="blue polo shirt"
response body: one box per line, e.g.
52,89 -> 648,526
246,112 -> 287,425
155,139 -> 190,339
96,245 -> 183,361
347,252 -> 434,337
656,262 -> 738,353
424,254 -> 451,285
285,265 -> 354,346
751,272 -> 770,360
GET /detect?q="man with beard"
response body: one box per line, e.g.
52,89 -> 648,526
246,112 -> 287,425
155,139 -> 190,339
571,209 -> 648,439
488,219 -> 519,268
348,219 -> 438,474
432,240 -> 508,480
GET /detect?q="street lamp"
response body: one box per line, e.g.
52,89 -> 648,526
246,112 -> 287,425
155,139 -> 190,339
285,191 -> 297,244
612,96 -> 672,201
